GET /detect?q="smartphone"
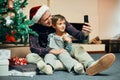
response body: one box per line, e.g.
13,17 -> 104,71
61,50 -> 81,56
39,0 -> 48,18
84,15 -> 89,23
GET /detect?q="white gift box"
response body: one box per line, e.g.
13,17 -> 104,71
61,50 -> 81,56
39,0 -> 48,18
0,59 -> 10,76
0,49 -> 11,59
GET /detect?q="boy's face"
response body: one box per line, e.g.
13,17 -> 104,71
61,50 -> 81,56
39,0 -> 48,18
38,10 -> 52,27
53,19 -> 66,33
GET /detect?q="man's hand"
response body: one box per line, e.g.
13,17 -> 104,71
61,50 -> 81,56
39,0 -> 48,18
49,49 -> 66,55
82,23 -> 92,36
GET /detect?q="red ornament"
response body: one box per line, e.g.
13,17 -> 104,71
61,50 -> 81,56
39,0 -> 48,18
6,33 -> 16,42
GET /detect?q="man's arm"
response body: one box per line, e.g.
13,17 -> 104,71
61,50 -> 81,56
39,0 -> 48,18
29,34 -> 65,56
29,35 -> 52,56
65,21 -> 86,41
65,21 -> 91,41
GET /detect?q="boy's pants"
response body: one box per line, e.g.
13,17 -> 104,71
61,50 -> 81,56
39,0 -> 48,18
44,51 -> 79,72
26,45 -> 94,70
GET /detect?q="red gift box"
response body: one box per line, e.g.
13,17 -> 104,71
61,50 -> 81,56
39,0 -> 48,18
9,57 -> 27,66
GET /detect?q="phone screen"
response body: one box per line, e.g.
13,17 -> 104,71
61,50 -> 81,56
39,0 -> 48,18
84,15 -> 89,23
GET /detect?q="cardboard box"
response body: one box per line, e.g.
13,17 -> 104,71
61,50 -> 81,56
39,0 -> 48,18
0,44 -> 30,58
0,59 -> 10,76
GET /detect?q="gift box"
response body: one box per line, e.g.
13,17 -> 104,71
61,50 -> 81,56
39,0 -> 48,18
0,59 -> 10,76
0,49 -> 11,59
9,57 -> 27,66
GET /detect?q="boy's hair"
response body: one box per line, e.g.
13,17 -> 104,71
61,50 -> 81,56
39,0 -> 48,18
52,14 -> 66,26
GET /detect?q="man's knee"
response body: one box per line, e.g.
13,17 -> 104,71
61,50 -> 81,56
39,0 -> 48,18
76,46 -> 86,53
26,53 -> 42,64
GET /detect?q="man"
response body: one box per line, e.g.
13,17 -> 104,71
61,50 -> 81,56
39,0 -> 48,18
26,4 -> 115,75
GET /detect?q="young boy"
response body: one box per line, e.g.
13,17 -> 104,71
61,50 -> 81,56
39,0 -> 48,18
44,14 -> 84,74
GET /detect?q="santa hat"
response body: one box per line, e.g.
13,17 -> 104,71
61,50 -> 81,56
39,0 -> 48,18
30,5 -> 49,23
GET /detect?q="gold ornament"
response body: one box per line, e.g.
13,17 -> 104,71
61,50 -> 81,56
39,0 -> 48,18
8,12 -> 15,18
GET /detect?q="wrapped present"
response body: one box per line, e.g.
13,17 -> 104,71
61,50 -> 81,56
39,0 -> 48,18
0,49 -> 11,59
9,57 -> 27,66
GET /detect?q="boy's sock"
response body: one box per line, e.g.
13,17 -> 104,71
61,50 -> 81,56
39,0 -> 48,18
74,63 -> 84,74
37,60 -> 53,75
54,60 -> 66,70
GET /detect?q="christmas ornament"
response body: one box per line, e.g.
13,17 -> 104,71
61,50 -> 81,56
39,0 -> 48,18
5,16 -> 13,26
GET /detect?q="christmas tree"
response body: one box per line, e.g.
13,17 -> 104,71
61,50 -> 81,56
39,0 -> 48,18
0,0 -> 38,45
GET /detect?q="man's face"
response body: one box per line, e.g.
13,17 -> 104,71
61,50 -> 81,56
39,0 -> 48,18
38,10 -> 52,27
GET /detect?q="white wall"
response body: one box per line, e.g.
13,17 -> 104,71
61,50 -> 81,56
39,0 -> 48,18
98,0 -> 119,39
23,0 -> 47,19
